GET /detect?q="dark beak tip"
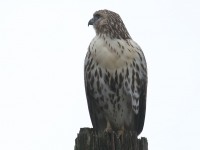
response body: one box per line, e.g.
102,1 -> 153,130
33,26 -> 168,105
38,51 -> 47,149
88,18 -> 94,26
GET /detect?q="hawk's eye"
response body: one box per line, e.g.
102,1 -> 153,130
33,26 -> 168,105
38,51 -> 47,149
94,14 -> 101,21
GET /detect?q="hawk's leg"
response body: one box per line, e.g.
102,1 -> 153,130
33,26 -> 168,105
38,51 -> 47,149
104,120 -> 115,150
117,125 -> 125,143
104,120 -> 112,133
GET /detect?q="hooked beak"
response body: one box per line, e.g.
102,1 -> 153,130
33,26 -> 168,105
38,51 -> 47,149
88,18 -> 94,26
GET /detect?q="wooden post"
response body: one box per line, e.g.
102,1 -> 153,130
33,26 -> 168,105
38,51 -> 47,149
74,128 -> 148,150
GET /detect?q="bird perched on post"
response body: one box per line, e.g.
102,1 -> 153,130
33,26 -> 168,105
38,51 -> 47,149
84,9 -> 147,136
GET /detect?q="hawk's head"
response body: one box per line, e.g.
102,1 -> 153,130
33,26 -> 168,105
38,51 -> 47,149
88,9 -> 131,39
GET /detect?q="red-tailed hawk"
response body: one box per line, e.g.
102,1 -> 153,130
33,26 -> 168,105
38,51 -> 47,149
84,9 -> 147,136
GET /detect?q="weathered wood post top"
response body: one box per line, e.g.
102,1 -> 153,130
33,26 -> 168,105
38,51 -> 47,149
74,128 -> 148,150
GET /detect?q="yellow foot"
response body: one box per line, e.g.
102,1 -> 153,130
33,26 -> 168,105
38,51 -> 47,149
104,126 -> 112,133
104,121 -> 113,133
117,127 -> 125,143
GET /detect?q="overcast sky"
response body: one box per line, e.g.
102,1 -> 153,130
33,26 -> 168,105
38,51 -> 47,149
0,0 -> 200,150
